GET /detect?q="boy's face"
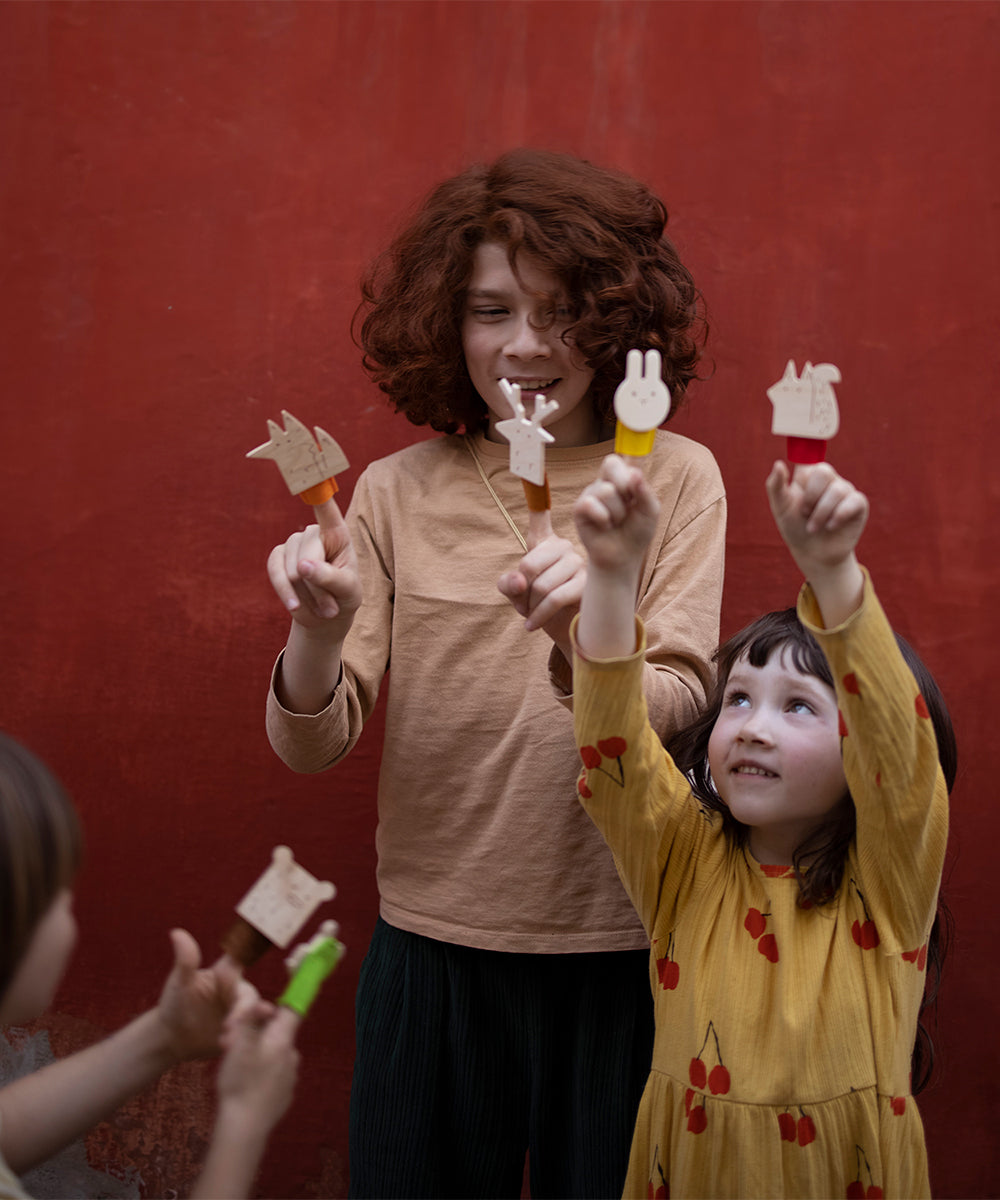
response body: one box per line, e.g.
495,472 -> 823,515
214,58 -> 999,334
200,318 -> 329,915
462,242 -> 598,446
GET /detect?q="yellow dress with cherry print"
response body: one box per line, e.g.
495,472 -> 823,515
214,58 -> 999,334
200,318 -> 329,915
572,574 -> 948,1199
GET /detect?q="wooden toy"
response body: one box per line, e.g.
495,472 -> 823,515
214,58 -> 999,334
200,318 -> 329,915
247,410 -> 349,531
495,379 -> 559,540
613,348 -> 672,459
277,920 -> 346,1018
767,360 -> 841,464
222,846 -> 336,968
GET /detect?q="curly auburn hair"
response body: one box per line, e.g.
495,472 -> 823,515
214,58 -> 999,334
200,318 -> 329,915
355,148 -> 707,434
666,606 -> 957,1093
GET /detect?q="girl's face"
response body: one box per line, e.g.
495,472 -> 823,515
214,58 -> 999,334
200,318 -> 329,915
462,241 -> 599,446
0,888 -> 77,1024
707,648 -> 848,866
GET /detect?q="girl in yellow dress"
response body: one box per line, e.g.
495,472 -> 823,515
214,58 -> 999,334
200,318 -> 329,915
570,455 -> 952,1199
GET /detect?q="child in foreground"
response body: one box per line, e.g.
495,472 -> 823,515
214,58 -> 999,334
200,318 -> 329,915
0,733 -> 299,1200
571,455 -> 952,1198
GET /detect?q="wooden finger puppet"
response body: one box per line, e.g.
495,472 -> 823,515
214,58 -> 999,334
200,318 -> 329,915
222,846 -> 337,968
496,379 -> 559,540
247,410 -> 349,531
613,348 -> 672,459
277,920 -> 346,1018
767,359 -> 841,464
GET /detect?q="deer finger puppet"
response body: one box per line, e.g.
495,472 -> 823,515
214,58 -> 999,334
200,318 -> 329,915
613,348 -> 672,460
496,379 -> 559,541
247,410 -> 349,538
767,360 -> 841,464
222,846 -> 337,969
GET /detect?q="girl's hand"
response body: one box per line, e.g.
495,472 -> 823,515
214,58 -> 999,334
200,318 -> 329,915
265,500 -> 362,643
215,1003 -> 301,1133
573,455 -> 660,574
497,534 -> 585,653
765,460 -> 868,626
154,930 -> 260,1064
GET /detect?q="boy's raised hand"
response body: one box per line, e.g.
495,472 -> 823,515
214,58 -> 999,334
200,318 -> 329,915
765,460 -> 868,627
266,500 -> 362,642
497,532 -> 586,657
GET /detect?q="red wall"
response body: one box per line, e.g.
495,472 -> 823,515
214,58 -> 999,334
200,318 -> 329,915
1,2 -> 997,1196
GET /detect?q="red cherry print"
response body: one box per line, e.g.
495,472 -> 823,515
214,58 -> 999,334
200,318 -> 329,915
847,1184 -> 866,1199
656,956 -> 680,990
875,772 -> 881,787
744,908 -> 766,939
901,948 -> 919,963
851,919 -> 880,950
684,1087 -> 695,1115
758,933 -> 779,962
843,672 -> 860,694
891,1096 -> 906,1115
915,693 -> 929,720
648,1185 -> 668,1200
686,1105 -> 707,1134
580,745 -> 602,769
577,777 -> 592,799
761,864 -> 792,878
866,1188 -> 884,1199
917,943 -> 927,971
778,1112 -> 796,1141
839,709 -> 849,737
689,1057 -> 707,1089
598,736 -> 627,758
708,1064 -> 731,1095
797,1115 -> 816,1146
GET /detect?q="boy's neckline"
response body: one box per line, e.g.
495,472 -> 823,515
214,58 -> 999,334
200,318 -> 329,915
468,428 -> 626,464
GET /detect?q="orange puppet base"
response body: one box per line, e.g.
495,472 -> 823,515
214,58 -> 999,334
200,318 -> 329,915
522,477 -> 551,513
298,478 -> 340,506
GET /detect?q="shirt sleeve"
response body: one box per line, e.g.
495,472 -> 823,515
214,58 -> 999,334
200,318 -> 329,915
799,572 -> 949,952
571,617 -> 719,937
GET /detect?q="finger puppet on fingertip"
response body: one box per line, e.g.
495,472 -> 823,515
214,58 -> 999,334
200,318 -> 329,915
767,360 -> 841,465
247,410 -> 349,530
613,348 -> 672,460
496,379 -> 559,541
222,846 -> 336,969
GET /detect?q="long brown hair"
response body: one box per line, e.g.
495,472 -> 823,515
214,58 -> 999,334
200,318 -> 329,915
356,148 -> 707,433
0,733 -> 82,1003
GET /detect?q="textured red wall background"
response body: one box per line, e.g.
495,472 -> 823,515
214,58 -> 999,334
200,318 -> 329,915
1,2 -> 997,1197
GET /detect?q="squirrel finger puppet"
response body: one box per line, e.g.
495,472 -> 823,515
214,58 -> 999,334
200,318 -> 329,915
496,379 -> 559,541
222,846 -> 337,968
767,359 -> 841,464
247,410 -> 349,538
613,348 -> 672,460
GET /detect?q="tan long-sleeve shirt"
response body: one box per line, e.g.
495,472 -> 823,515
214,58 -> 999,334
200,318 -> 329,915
266,429 -> 725,953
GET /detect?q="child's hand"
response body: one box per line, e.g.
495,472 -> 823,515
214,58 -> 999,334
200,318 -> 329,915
266,501 -> 362,641
766,460 -> 868,626
215,1002 -> 301,1134
497,535 -> 585,652
573,455 -> 660,573
154,929 -> 261,1064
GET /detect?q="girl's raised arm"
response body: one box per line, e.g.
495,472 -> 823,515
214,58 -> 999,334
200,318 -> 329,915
574,455 -> 661,659
765,460 -> 868,627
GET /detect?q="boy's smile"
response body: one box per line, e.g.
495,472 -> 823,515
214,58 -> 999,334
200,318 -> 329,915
462,241 -> 599,446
